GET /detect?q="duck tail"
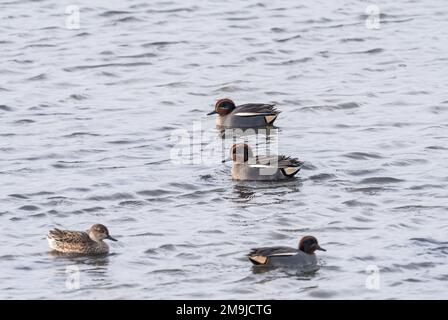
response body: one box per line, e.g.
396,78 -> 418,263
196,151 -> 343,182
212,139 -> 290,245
48,228 -> 63,240
248,255 -> 268,265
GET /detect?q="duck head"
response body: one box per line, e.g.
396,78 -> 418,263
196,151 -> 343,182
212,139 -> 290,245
229,143 -> 253,164
89,224 -> 118,242
299,236 -> 326,254
207,98 -> 236,116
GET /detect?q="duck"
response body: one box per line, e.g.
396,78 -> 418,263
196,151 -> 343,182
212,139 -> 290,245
47,224 -> 117,255
207,98 -> 280,128
248,236 -> 326,269
226,143 -> 303,181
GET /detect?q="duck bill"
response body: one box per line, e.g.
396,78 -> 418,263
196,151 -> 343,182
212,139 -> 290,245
106,235 -> 118,242
316,245 -> 326,251
207,110 -> 217,115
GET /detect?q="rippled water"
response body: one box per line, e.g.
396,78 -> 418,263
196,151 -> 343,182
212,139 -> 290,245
1,0 -> 448,299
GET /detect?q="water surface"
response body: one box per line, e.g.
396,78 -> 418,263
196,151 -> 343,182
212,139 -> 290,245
1,0 -> 448,299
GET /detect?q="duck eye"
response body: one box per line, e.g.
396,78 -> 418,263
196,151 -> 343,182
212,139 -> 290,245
217,100 -> 234,110
304,238 -> 315,247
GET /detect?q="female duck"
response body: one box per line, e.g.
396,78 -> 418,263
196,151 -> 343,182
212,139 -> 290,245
248,236 -> 326,268
228,143 -> 303,181
207,98 -> 280,128
47,224 -> 118,255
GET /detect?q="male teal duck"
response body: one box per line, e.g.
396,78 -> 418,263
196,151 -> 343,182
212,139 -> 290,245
47,224 -> 117,255
248,236 -> 326,268
207,98 -> 280,128
227,143 -> 303,181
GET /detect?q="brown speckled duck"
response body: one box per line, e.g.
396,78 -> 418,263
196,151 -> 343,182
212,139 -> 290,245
47,224 -> 117,255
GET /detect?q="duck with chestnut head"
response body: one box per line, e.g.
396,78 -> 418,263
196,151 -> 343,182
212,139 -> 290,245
226,143 -> 303,181
47,224 -> 118,255
207,98 -> 280,128
248,236 -> 326,269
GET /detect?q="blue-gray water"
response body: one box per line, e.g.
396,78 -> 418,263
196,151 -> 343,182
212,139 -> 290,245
1,0 -> 448,299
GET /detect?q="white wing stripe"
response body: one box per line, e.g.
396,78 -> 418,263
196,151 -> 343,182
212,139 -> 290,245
234,112 -> 273,117
269,252 -> 296,257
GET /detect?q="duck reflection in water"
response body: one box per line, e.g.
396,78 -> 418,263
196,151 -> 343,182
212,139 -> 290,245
232,180 -> 302,203
49,252 -> 114,287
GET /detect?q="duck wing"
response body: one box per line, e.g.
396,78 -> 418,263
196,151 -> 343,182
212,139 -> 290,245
48,228 -> 91,244
255,155 -> 303,168
277,155 -> 303,168
250,246 -> 298,256
47,229 -> 94,253
248,246 -> 298,265
233,103 -> 279,116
